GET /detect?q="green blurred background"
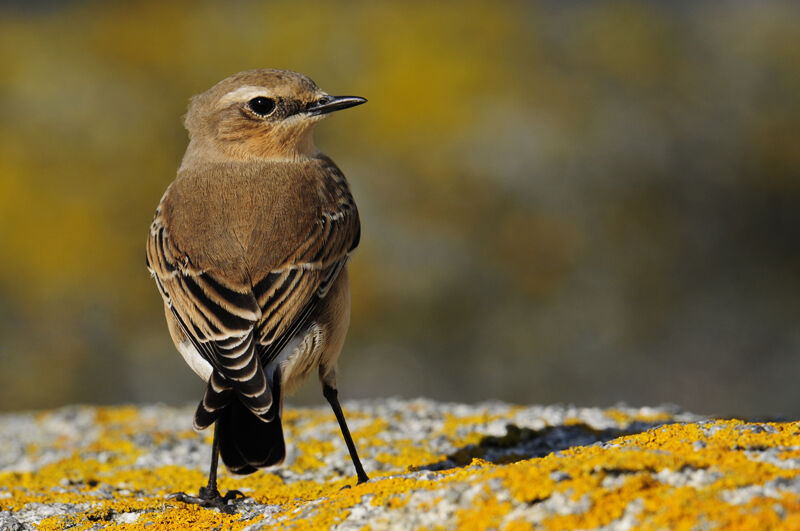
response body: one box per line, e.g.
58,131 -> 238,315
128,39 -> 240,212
0,1 -> 798,418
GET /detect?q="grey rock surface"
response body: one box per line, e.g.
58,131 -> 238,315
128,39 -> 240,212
0,400 -> 797,530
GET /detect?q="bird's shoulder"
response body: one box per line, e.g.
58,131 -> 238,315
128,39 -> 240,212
152,157 -> 358,286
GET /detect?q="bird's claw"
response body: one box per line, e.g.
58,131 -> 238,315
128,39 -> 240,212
223,489 -> 245,501
167,487 -> 243,514
339,475 -> 369,491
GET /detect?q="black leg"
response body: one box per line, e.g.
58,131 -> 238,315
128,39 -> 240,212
198,424 -> 231,499
167,422 -> 244,513
323,383 -> 369,484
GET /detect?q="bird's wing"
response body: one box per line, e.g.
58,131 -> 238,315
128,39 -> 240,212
146,182 -> 360,428
147,209 -> 272,428
252,196 -> 360,366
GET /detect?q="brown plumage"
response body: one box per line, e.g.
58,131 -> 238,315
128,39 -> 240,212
146,69 -> 368,512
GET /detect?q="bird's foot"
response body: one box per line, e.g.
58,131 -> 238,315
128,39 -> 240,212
340,474 -> 369,490
167,486 -> 245,514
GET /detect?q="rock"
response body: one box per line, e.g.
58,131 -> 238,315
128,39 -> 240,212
0,511 -> 30,531
0,400 -> 798,529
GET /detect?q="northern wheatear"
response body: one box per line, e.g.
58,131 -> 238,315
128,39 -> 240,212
146,69 -> 368,512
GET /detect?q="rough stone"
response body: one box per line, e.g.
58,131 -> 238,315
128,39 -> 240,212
0,400 -> 798,529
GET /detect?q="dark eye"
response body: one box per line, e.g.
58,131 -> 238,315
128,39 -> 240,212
248,97 -> 276,116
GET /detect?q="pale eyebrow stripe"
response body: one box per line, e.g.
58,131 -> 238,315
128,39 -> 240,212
217,86 -> 270,107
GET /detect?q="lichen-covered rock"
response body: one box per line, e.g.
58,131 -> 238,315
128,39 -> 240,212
0,400 -> 798,530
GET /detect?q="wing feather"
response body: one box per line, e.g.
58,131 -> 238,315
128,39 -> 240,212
147,214 -> 271,426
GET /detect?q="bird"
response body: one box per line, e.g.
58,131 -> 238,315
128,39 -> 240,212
145,69 -> 368,512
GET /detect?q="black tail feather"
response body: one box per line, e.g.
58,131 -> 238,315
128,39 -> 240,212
217,367 -> 285,475
193,372 -> 234,430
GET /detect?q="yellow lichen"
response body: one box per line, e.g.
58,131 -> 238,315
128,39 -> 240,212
442,411 -> 504,447
350,418 -> 391,445
455,488 -> 513,531
603,408 -> 675,427
2,406 -> 799,530
290,439 -> 336,473
374,440 -> 439,471
95,406 -> 140,426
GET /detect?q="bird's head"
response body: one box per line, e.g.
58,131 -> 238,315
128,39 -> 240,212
182,69 -> 366,164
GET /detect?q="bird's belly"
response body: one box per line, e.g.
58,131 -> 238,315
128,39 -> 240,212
269,323 -> 326,396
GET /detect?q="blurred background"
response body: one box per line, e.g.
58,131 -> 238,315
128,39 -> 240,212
0,0 -> 798,418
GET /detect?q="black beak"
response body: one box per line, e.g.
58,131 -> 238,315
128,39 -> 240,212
307,95 -> 367,116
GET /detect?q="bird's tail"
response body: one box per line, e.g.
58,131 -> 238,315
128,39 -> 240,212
217,368 -> 285,475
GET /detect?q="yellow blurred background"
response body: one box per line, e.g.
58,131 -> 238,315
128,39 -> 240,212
0,1 -> 798,417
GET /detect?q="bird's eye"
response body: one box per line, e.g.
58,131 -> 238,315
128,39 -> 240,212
248,97 -> 276,116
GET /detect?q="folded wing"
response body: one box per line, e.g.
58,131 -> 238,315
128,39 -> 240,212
146,176 -> 360,430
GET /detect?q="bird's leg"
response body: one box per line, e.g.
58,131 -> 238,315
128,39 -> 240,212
323,383 -> 369,484
167,422 -> 244,513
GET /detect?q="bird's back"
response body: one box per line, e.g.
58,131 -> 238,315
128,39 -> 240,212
160,158 -> 335,288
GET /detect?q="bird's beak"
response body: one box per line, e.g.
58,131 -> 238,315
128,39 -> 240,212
307,95 -> 367,116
